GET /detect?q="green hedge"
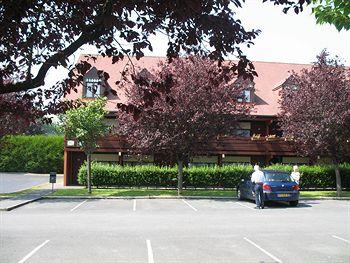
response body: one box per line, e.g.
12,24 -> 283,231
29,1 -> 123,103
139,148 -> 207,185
78,163 -> 253,188
265,164 -> 350,189
0,135 -> 64,173
78,162 -> 350,189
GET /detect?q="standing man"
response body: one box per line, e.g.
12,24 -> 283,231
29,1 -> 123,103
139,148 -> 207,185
291,165 -> 301,184
251,165 -> 265,209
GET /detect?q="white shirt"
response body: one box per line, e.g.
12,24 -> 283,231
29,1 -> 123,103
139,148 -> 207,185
291,172 -> 300,183
251,170 -> 265,183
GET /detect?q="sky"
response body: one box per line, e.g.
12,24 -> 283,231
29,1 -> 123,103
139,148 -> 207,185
43,1 -> 350,89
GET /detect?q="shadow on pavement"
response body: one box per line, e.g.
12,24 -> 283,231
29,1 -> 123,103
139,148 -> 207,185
237,199 -> 315,209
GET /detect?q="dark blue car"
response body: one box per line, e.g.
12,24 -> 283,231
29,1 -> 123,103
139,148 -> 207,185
237,170 -> 300,207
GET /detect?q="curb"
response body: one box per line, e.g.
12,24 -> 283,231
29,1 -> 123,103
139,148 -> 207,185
300,197 -> 350,201
44,195 -> 236,200
44,196 -> 350,200
0,196 -> 44,211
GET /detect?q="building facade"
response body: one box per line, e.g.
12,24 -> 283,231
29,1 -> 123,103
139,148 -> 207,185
63,55 -> 313,185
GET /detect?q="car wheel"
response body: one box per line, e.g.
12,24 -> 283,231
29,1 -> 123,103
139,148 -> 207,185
237,188 -> 243,200
289,200 -> 299,207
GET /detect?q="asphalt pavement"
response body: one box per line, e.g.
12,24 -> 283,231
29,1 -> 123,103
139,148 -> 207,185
1,199 -> 349,263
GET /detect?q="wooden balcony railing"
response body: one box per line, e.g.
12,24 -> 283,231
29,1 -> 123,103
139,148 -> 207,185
65,135 -> 295,156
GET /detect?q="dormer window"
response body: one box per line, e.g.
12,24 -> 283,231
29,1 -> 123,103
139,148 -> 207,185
273,75 -> 299,91
83,67 -> 103,98
238,90 -> 252,102
85,78 -> 101,98
234,77 -> 254,103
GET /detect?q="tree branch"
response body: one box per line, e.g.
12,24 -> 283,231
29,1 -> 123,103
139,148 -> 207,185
0,25 -> 107,95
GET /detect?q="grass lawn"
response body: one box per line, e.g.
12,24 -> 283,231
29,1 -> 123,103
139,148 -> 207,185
50,188 -> 236,197
49,188 -> 350,198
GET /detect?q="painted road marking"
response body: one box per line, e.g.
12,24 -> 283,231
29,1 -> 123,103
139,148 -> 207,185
146,239 -> 154,263
18,240 -> 50,263
182,199 -> 198,211
70,200 -> 87,212
244,237 -> 282,263
332,235 -> 350,244
236,202 -> 255,210
133,200 -> 136,212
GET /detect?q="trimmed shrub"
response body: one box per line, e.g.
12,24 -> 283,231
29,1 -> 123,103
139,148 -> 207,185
78,163 -> 178,187
0,135 -> 64,173
78,162 -> 350,189
266,164 -> 350,189
78,163 -> 253,188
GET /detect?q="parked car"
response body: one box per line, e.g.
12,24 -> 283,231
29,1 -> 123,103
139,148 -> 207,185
237,170 -> 300,206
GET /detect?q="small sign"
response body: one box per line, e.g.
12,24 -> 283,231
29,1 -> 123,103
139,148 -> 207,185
66,140 -> 75,147
50,172 -> 56,192
49,172 -> 57,183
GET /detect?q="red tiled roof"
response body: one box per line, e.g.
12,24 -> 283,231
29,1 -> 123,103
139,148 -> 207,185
65,55 -> 311,116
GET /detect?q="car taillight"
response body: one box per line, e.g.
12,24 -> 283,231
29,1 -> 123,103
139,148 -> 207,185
263,184 -> 271,191
293,185 -> 300,191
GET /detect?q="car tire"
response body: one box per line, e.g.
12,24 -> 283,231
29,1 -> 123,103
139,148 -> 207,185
237,188 -> 243,200
289,200 -> 299,207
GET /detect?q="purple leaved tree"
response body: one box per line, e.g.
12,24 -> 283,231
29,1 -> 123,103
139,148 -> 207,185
279,51 -> 350,197
117,56 -> 253,195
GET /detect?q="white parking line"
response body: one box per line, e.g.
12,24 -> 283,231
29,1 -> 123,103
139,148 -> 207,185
133,200 -> 136,212
332,235 -> 350,244
146,239 -> 154,263
70,200 -> 87,212
244,237 -> 282,263
236,202 -> 255,210
18,239 -> 50,263
182,199 -> 198,211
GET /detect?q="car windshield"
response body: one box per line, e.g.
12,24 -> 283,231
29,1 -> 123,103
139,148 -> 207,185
264,172 -> 292,182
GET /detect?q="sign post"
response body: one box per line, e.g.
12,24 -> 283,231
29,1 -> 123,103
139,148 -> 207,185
49,172 -> 57,192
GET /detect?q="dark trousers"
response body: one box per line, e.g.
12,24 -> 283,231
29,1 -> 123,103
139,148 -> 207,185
254,184 -> 264,208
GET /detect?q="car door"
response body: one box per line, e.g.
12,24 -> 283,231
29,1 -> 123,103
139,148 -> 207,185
240,179 -> 253,199
245,180 -> 254,200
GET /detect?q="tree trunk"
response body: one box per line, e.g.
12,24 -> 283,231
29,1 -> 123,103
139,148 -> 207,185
87,153 -> 92,194
177,160 -> 183,196
334,162 -> 342,197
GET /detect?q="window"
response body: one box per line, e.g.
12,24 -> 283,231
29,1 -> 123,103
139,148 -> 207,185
264,172 -> 292,182
234,129 -> 251,137
237,90 -> 252,102
85,78 -> 101,98
234,77 -> 254,103
273,76 -> 299,91
244,90 -> 251,102
290,84 -> 299,91
234,122 -> 251,137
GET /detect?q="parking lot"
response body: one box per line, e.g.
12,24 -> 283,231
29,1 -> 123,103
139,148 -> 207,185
0,198 -> 349,263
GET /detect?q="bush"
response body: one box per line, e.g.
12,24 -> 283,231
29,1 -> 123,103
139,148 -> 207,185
0,135 -> 64,173
78,162 -> 350,189
78,163 -> 253,188
266,164 -> 350,189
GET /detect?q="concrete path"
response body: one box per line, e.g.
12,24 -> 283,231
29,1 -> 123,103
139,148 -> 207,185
0,172 -> 62,193
0,174 -> 64,211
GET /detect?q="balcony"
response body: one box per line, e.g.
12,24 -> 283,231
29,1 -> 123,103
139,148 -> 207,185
65,135 -> 295,156
203,136 -> 295,156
